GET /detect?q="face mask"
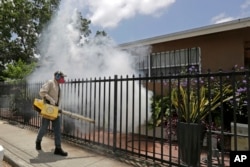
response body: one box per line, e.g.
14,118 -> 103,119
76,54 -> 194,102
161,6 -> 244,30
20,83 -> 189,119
58,77 -> 65,84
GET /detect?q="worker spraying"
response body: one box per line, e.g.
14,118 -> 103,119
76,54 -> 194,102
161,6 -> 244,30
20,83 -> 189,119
33,71 -> 95,156
34,71 -> 68,156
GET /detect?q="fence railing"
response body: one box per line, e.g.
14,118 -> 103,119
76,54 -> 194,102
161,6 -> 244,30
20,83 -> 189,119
0,70 -> 249,167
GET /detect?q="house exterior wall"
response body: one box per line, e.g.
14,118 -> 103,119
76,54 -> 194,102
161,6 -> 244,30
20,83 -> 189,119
150,27 -> 250,72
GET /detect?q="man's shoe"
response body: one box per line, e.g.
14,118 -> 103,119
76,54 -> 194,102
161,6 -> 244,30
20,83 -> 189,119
36,142 -> 41,150
54,148 -> 68,156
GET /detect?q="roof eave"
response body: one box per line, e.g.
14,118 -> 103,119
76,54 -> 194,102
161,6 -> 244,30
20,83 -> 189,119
119,17 -> 250,49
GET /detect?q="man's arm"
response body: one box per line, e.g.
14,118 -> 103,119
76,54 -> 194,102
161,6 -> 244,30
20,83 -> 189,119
39,81 -> 56,105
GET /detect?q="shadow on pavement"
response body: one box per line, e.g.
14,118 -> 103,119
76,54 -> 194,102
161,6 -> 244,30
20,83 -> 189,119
30,150 -> 96,164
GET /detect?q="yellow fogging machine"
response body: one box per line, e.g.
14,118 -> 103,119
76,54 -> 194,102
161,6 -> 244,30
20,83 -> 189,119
33,98 -> 95,123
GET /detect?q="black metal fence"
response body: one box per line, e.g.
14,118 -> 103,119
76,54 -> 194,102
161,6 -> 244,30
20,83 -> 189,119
0,69 -> 250,167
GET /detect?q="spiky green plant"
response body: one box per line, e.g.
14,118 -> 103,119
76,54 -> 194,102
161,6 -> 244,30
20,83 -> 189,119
171,84 -> 233,123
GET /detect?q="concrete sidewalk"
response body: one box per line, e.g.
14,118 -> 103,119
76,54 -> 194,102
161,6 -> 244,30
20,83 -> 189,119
0,120 -> 133,167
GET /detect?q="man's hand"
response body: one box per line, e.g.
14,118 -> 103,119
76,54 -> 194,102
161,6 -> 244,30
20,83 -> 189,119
50,100 -> 56,105
45,95 -> 56,105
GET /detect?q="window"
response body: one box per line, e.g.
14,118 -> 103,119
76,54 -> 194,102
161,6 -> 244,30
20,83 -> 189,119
137,47 -> 201,76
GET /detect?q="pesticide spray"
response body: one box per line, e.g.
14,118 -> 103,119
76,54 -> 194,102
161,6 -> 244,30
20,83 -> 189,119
28,0 -> 153,134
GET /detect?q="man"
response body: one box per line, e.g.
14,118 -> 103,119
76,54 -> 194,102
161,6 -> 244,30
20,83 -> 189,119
35,71 -> 68,156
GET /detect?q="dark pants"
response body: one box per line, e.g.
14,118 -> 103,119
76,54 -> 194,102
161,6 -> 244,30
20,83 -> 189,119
36,116 -> 61,148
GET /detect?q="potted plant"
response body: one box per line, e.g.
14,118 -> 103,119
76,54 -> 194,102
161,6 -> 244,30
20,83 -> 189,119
171,82 -> 232,166
149,95 -> 179,141
148,96 -> 170,128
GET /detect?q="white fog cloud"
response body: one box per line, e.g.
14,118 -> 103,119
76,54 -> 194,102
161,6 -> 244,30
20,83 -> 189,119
28,0 -> 153,133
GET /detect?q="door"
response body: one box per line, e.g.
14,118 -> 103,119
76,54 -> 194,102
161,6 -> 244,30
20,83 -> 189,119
244,41 -> 250,67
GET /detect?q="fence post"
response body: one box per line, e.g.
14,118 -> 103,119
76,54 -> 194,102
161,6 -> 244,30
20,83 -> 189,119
113,75 -> 118,152
246,70 -> 250,150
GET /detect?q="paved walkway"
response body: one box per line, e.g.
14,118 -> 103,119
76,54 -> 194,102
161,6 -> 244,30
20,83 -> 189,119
0,120 -> 133,167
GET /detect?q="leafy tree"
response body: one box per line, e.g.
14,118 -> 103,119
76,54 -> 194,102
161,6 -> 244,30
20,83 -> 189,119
0,0 -> 106,81
0,0 -> 60,80
79,14 -> 92,37
33,0 -> 61,32
2,59 -> 36,81
95,30 -> 107,37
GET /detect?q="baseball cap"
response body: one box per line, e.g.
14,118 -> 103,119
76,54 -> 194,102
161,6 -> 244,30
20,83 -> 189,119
54,71 -> 67,77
